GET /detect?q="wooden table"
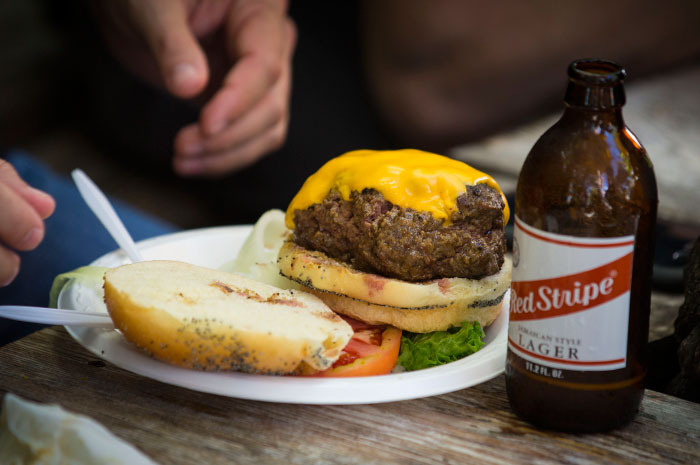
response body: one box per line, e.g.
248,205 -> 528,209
1,327 -> 698,465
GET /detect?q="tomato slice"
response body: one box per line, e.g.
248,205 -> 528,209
309,316 -> 402,377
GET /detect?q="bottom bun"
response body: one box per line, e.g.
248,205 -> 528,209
278,240 -> 512,332
302,287 -> 506,333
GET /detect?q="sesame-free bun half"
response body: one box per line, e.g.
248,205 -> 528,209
277,241 -> 512,333
103,260 -> 353,374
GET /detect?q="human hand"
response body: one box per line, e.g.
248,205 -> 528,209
0,160 -> 55,286
97,0 -> 296,177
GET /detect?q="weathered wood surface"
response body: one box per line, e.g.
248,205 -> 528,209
452,64 -> 700,225
1,327 -> 698,465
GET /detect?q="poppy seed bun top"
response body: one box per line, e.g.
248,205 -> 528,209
104,260 -> 353,374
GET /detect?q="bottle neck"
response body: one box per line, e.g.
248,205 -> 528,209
564,80 -> 625,111
562,80 -> 625,126
560,105 -> 624,128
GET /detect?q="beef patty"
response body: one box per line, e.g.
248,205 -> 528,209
291,184 -> 506,281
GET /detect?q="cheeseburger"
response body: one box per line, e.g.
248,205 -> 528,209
277,149 -> 511,334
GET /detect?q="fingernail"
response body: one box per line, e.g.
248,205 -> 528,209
172,63 -> 198,90
20,227 -> 43,249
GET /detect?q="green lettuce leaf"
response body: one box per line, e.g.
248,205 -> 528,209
397,321 -> 486,371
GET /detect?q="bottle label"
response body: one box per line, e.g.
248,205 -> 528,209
509,216 -> 634,371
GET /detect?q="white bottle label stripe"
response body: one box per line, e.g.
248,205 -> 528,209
508,216 -> 634,371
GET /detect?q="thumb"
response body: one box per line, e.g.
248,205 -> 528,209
133,1 -> 209,98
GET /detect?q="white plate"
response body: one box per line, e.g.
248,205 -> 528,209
62,226 -> 509,404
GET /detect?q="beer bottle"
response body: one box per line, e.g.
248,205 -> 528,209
505,59 -> 658,431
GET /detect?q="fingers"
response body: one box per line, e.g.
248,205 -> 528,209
0,160 -> 55,220
172,2 -> 295,177
173,50 -> 291,175
0,180 -> 46,253
0,246 -> 19,287
129,0 -> 209,98
199,2 -> 294,136
174,118 -> 288,177
0,160 -> 54,287
188,91 -> 283,155
0,178 -> 46,287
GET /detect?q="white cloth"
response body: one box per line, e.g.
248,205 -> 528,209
0,393 -> 158,465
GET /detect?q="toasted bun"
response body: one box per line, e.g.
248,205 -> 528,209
104,260 -> 353,374
277,241 -> 511,332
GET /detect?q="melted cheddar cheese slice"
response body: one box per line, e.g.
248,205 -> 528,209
285,149 -> 509,228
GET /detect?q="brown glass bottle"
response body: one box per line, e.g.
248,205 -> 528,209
505,59 -> 658,432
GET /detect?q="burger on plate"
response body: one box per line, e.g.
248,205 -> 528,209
277,149 -> 511,372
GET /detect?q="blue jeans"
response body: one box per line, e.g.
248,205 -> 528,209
0,152 -> 178,345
